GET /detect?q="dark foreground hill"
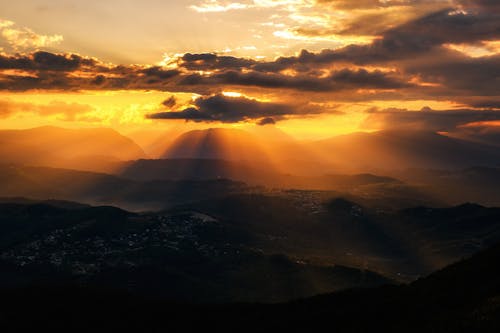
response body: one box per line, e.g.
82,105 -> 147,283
0,201 -> 390,304
1,240 -> 499,332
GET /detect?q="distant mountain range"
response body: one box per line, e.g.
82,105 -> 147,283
162,128 -> 271,162
312,129 -> 500,172
160,127 -> 500,173
0,126 -> 145,172
2,126 -> 500,207
2,126 -> 500,175
0,165 -> 247,211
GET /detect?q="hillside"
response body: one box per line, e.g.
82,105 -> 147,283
0,126 -> 145,172
313,129 -> 500,172
0,201 -> 391,303
0,165 -> 248,211
1,239 -> 499,332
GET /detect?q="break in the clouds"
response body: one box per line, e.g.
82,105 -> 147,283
147,93 -> 324,123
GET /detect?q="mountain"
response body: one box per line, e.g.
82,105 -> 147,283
162,128 -> 271,162
183,193 -> 500,279
395,167 -> 500,206
160,127 -> 333,176
119,158 -> 267,182
313,129 -> 500,172
0,126 -> 146,172
0,201 -> 391,304
0,165 -> 247,211
125,127 -> 185,158
118,158 -> 408,192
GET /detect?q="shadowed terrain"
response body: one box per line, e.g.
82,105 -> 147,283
1,239 -> 499,332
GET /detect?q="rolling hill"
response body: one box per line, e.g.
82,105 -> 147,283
0,201 -> 391,303
313,129 -> 500,172
0,165 -> 247,211
1,237 -> 499,332
0,126 -> 146,172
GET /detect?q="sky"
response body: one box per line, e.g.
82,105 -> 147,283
0,0 -> 499,139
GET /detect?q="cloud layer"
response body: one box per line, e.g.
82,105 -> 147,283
0,0 -> 499,126
147,94 -> 323,123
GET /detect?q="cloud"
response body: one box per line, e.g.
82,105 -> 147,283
189,0 -> 308,13
0,51 -> 181,91
0,100 -> 94,121
362,107 -> 500,131
140,66 -> 180,79
0,0 -> 498,112
147,93 -> 322,123
257,117 -> 277,125
162,96 -> 177,108
0,19 -> 63,51
0,50 -> 409,94
263,8 -> 500,68
179,67 -> 411,91
179,53 -> 256,71
190,1 -> 250,12
456,0 -> 500,12
0,51 -> 98,71
316,0 -> 443,10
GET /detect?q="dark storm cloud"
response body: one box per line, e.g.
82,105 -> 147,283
162,96 -> 177,108
257,117 -> 276,126
180,53 -> 256,71
267,9 -> 500,69
91,74 -> 106,85
467,100 -> 500,109
0,51 -> 98,71
147,94 -> 321,123
179,68 -> 411,92
0,51 -> 181,91
457,0 -> 500,12
405,54 -> 500,96
140,66 -> 180,79
363,107 -> 500,131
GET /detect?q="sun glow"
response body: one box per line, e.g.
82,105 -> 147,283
222,91 -> 243,98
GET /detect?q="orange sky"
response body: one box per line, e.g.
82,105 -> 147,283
0,0 -> 499,140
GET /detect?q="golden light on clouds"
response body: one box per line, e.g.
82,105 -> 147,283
444,41 -> 500,58
0,0 -> 498,140
0,19 -> 63,51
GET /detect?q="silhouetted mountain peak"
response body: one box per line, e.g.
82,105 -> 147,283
162,128 -> 274,166
313,128 -> 500,172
